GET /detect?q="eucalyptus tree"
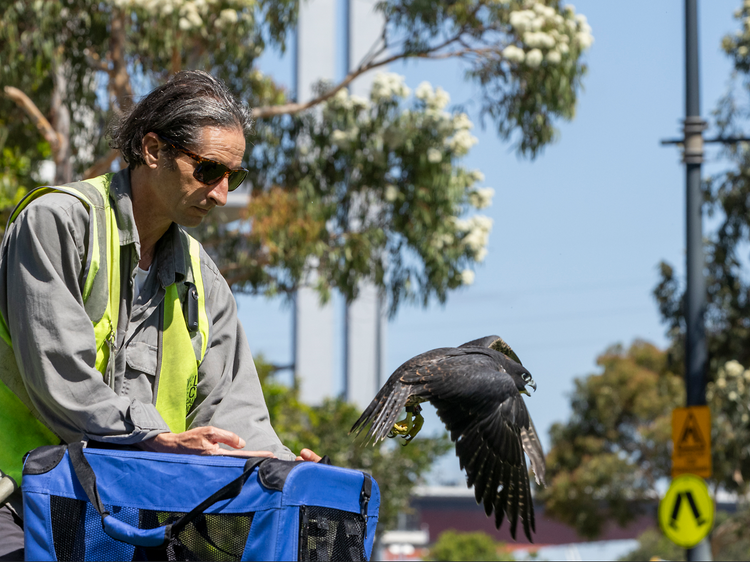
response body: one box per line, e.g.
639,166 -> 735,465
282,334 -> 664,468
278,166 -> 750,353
1,0 -> 593,307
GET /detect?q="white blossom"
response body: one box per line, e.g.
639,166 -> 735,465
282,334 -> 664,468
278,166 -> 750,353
445,129 -> 478,155
524,31 -> 556,49
431,87 -> 450,110
384,184 -> 399,202
468,187 -> 495,210
509,10 -> 536,32
546,50 -> 562,64
533,3 -> 556,19
525,48 -> 543,67
461,215 -> 493,253
427,148 -> 443,163
461,269 -> 475,286
475,247 -> 488,262
502,45 -> 526,63
726,360 -> 744,378
577,31 -> 594,50
371,72 -> 411,102
452,112 -> 473,131
330,127 -> 359,148
469,170 -> 485,183
218,8 -> 238,25
350,94 -> 370,109
415,81 -> 434,100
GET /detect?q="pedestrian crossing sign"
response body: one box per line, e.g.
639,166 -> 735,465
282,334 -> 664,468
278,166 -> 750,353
672,405 -> 711,478
658,474 -> 714,548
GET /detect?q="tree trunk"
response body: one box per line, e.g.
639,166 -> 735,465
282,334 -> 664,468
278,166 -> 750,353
109,8 -> 133,114
50,60 -> 72,184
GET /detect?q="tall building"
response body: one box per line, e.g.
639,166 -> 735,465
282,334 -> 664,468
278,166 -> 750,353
295,0 -> 388,407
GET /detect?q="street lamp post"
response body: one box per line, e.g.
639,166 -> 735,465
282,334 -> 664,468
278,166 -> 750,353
683,2 -> 711,560
661,2 -> 750,559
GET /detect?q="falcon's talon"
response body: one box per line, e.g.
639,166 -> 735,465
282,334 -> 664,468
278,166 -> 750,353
388,407 -> 425,446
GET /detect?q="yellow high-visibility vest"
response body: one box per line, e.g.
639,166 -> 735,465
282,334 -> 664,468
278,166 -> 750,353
0,174 -> 209,485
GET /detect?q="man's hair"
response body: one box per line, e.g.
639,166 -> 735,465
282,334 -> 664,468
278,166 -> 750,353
109,70 -> 253,167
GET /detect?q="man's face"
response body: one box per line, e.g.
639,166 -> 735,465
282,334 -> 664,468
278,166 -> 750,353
154,126 -> 246,228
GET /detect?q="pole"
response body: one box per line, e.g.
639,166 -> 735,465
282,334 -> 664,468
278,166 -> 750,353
684,0 -> 711,559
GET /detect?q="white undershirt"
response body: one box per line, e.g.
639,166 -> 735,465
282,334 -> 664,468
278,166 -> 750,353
134,266 -> 150,299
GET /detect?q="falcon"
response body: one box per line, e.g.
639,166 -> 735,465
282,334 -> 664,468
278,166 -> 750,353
350,335 -> 546,542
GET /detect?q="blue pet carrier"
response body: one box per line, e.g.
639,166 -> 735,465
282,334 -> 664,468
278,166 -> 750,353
21,442 -> 379,561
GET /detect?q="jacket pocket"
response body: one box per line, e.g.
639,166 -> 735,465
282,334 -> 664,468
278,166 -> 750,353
125,341 -> 158,376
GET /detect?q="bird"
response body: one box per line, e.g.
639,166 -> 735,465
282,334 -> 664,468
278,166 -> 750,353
350,335 -> 546,542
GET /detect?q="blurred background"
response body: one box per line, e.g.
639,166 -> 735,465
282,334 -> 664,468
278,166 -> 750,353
4,0 -> 750,559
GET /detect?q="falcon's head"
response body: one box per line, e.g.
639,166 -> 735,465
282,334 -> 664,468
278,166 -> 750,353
513,367 -> 537,396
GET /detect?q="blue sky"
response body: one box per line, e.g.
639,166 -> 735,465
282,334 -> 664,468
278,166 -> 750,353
240,0 -> 742,484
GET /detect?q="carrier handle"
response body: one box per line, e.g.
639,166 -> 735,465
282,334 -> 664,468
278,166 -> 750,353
68,441 -> 267,548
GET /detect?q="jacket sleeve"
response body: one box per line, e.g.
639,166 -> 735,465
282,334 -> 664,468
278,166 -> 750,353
185,249 -> 296,460
0,194 -> 170,444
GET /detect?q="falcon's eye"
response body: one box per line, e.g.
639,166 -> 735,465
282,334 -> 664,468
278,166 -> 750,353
522,373 -> 531,382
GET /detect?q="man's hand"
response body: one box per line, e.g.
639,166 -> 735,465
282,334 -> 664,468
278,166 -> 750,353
139,426 -> 276,458
296,448 -> 322,462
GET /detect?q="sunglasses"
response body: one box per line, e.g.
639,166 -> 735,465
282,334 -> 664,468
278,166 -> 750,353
156,134 -> 249,191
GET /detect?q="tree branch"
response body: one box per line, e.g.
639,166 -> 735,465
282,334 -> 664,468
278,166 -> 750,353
83,148 -> 120,178
251,33 -> 466,119
83,48 -> 110,72
3,86 -> 62,153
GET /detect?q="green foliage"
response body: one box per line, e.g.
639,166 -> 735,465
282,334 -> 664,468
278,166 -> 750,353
651,3 -> 750,553
541,338 -> 750,547
1,0 -> 592,314
377,0 -> 592,157
255,354 -> 452,534
426,530 -> 514,561
0,0 -> 110,174
618,528 -> 685,562
206,78 -> 493,312
538,341 -> 685,538
620,510 -> 750,562
710,507 -> 750,561
0,145 -> 34,236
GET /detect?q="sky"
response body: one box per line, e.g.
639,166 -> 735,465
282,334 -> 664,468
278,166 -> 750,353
238,0 -> 744,488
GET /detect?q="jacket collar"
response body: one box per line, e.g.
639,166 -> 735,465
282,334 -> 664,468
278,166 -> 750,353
109,168 -> 187,287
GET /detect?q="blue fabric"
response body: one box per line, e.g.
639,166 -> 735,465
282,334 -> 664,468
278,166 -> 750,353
22,448 -> 380,561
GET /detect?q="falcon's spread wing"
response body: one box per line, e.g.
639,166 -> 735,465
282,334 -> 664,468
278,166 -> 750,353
521,417 -> 546,487
424,357 -> 535,542
349,347 -> 464,444
459,336 -> 547,486
350,338 -> 545,542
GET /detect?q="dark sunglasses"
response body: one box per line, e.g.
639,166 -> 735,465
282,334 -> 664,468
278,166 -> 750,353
156,134 -> 249,191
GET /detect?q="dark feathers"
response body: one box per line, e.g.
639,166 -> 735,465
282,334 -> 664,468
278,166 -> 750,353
350,335 -> 546,542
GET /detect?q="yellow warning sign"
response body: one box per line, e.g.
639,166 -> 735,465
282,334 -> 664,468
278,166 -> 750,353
658,474 -> 714,548
672,406 -> 711,478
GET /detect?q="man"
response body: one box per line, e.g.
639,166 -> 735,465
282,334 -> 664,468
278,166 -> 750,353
0,70 -> 319,559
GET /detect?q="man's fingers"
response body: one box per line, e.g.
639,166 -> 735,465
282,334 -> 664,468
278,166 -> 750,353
299,448 -> 322,463
203,426 -> 246,449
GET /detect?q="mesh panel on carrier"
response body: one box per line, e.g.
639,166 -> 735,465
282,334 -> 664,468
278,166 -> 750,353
50,496 -> 253,562
299,506 -> 367,562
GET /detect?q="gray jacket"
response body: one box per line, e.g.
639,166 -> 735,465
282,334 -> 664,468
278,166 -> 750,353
0,169 -> 293,459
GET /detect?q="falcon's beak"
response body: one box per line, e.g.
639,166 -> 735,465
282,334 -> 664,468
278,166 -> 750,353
526,379 -> 537,393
